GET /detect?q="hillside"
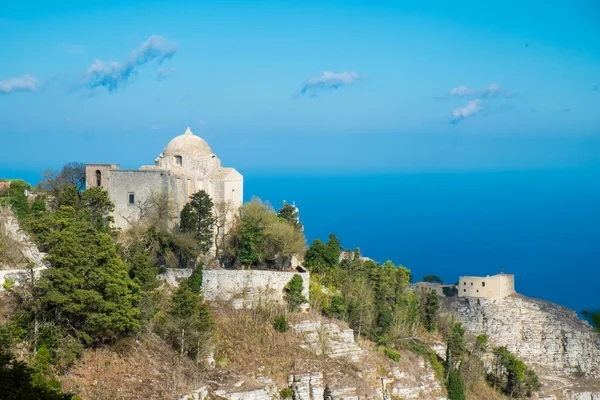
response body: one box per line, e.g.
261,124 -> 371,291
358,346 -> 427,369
1,177 -> 599,400
444,294 -> 600,399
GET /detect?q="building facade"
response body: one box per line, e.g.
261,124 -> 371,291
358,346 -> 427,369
86,127 -> 243,230
458,273 -> 515,300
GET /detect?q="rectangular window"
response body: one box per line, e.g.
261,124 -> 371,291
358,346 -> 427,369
129,193 -> 135,204
482,282 -> 486,287
470,282 -> 473,286
175,156 -> 182,166
463,289 -> 466,292
463,282 -> 466,285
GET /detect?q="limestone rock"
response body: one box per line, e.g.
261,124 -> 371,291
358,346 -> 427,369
445,294 -> 600,378
293,320 -> 363,361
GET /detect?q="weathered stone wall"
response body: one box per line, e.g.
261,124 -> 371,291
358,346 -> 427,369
108,169 -> 171,229
159,269 -> 310,309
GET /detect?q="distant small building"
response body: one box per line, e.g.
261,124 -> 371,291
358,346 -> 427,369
414,282 -> 456,297
458,273 -> 515,300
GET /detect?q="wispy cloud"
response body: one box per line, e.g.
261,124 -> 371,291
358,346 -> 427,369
157,66 -> 175,81
447,83 -> 511,99
0,74 -> 38,94
443,83 -> 515,123
293,71 -> 364,98
451,99 -> 483,123
82,35 -> 178,93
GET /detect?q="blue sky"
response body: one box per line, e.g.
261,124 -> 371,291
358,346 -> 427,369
1,0 -> 599,175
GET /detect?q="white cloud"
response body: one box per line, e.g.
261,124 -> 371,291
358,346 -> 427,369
82,35 -> 178,93
0,74 -> 38,94
451,99 -> 483,122
448,83 -> 507,98
294,71 -> 364,98
450,85 -> 476,97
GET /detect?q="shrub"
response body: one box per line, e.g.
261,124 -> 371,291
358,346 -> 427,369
284,274 -> 307,312
383,347 -> 401,362
273,315 -> 288,333
2,277 -> 15,291
279,387 -> 294,399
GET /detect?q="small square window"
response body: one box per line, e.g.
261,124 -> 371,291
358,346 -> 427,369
470,282 -> 473,286
482,282 -> 486,287
463,282 -> 466,285
175,156 -> 182,166
477,290 -> 479,293
463,289 -> 466,292
129,193 -> 135,204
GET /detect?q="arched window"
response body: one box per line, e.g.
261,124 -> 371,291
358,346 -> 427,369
96,170 -> 102,187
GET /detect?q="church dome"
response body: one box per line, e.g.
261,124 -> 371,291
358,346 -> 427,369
163,127 -> 212,157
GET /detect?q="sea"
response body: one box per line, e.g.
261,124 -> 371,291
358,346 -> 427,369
3,166 -> 599,317
244,167 -> 600,317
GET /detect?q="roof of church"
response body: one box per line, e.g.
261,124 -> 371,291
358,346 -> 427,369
210,167 -> 235,180
163,127 -> 213,157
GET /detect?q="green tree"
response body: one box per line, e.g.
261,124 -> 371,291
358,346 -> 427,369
0,353 -> 75,400
423,290 -> 440,332
445,322 -> 466,377
304,234 -> 341,273
126,239 -> 159,291
168,281 -> 214,361
284,274 -> 307,312
0,179 -> 32,220
446,370 -> 466,400
38,219 -> 141,344
179,190 -> 215,253
423,274 -> 443,284
79,187 -> 114,232
277,202 -> 302,230
185,264 -> 203,294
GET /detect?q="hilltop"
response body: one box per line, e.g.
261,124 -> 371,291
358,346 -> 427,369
0,172 -> 599,400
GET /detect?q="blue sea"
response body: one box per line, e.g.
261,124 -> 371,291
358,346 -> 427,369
244,168 -> 600,316
3,166 -> 599,316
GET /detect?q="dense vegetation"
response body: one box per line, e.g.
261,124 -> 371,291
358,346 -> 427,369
303,235 -> 541,399
0,164 -> 549,399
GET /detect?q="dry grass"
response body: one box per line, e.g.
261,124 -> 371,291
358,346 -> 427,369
466,380 -> 507,400
60,335 -> 205,400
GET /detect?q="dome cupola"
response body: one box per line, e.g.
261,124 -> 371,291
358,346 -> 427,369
163,127 -> 212,157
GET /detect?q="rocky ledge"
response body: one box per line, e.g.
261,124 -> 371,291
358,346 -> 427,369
445,294 -> 600,378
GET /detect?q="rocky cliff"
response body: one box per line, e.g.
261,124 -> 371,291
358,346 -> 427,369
445,294 -> 600,398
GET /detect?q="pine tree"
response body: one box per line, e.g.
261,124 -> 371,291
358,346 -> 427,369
423,290 -> 440,332
39,219 -> 141,344
179,190 -> 215,253
446,370 -> 466,400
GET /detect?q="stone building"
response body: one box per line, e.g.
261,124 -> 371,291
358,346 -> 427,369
458,273 -> 515,300
85,127 -> 243,230
414,281 -> 456,297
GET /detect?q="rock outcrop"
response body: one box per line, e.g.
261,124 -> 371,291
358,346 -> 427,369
0,207 -> 45,269
445,294 -> 600,378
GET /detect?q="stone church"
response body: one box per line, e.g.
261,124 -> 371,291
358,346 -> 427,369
86,127 -> 243,230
